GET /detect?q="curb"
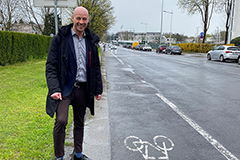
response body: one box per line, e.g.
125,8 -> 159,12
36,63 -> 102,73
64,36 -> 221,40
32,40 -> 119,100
64,50 -> 110,160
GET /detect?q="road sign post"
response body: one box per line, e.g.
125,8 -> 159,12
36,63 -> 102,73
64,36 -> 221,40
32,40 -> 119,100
200,32 -> 204,53
33,0 -> 77,35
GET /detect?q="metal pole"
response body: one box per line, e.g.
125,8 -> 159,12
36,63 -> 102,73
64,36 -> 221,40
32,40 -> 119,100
160,0 -> 164,45
170,11 -> 172,45
54,0 -> 58,35
141,22 -> 147,43
145,23 -> 147,44
163,10 -> 173,45
200,40 -> 202,53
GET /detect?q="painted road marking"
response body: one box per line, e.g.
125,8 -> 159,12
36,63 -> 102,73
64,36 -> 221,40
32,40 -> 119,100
112,51 -> 238,159
156,93 -> 238,160
124,135 -> 174,160
111,51 -> 124,65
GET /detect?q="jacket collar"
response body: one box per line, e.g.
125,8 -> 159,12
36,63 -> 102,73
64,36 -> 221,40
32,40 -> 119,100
58,23 -> 99,44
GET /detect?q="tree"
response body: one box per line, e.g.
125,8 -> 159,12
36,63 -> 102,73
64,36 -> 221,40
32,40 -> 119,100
42,13 -> 61,36
217,0 -> 233,44
19,19 -> 24,24
177,0 -> 217,43
77,0 -> 115,39
21,0 -> 54,34
164,33 -> 188,42
0,0 -> 23,31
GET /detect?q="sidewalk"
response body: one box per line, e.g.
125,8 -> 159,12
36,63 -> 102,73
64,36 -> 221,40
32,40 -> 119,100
182,52 -> 207,57
64,51 -> 110,160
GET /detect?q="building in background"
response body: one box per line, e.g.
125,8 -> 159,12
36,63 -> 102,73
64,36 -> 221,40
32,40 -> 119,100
11,23 -> 35,34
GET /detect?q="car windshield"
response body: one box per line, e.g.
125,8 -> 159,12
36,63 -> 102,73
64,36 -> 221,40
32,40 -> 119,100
173,46 -> 180,49
227,47 -> 240,51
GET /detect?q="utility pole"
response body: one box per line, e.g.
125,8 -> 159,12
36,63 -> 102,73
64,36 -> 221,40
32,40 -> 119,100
160,0 -> 164,45
163,10 -> 173,45
227,0 -> 235,44
54,0 -> 58,35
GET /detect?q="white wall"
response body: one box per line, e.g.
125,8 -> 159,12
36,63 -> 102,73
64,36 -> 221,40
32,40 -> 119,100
232,0 -> 240,39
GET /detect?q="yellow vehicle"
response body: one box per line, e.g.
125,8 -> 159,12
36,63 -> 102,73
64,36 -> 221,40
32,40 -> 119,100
131,41 -> 140,49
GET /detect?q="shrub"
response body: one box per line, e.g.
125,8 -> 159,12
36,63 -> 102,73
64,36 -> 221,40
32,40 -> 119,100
177,43 -> 215,53
230,36 -> 240,47
0,31 -> 52,66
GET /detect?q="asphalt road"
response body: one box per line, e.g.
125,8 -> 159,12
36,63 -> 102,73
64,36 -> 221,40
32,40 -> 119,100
105,46 -> 240,160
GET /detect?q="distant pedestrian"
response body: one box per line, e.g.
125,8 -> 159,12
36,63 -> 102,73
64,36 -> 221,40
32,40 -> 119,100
45,6 -> 103,160
103,44 -> 106,52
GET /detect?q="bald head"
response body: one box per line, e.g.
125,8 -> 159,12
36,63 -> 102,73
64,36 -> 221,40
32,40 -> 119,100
73,6 -> 89,17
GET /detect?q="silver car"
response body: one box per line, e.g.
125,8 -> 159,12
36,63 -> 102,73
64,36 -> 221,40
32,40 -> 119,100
207,45 -> 240,62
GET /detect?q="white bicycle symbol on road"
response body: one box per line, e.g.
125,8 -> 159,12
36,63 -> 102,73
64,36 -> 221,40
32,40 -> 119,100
124,135 -> 174,160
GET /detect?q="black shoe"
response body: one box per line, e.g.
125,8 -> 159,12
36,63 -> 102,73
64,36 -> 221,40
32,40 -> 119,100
74,154 -> 92,160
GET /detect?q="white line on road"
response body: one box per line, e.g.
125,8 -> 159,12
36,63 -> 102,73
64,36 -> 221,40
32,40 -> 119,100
156,93 -> 238,160
141,80 -> 147,83
111,52 -> 124,65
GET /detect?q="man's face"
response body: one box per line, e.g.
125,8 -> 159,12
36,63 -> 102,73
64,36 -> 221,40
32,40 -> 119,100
72,11 -> 89,33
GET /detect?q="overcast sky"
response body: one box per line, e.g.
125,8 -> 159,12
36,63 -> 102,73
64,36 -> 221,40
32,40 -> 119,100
109,0 -> 225,37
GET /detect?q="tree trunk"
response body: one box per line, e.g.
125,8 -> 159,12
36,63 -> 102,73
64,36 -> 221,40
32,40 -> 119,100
202,1 -> 209,43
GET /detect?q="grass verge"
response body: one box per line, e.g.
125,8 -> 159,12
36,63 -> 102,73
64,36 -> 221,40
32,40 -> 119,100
0,60 -> 72,159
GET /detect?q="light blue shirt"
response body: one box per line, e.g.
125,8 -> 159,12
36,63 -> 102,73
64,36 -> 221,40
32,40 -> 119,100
71,28 -> 87,82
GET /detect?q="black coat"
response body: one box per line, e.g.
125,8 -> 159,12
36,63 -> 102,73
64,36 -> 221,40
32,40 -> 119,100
45,24 -> 103,118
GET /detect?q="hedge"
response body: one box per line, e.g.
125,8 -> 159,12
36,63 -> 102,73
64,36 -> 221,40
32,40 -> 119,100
230,36 -> 240,47
0,31 -> 52,66
176,43 -> 215,53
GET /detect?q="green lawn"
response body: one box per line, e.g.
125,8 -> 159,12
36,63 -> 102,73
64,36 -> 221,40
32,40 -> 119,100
0,60 -> 72,159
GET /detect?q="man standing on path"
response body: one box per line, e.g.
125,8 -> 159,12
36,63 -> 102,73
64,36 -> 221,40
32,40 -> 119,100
45,6 -> 103,160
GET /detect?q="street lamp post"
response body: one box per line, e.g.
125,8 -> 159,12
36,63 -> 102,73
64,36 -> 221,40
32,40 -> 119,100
163,10 -> 173,45
196,26 -> 200,43
141,22 -> 147,43
120,25 -> 123,40
130,27 -> 135,41
160,0 -> 164,45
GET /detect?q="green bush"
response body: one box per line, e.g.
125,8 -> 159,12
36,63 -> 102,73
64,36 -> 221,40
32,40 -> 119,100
0,31 -> 52,66
230,36 -> 240,47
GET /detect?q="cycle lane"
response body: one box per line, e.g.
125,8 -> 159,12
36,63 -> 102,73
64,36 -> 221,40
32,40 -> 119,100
105,50 -> 236,160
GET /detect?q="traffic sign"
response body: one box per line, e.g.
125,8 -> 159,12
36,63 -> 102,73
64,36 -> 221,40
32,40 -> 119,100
200,32 -> 204,39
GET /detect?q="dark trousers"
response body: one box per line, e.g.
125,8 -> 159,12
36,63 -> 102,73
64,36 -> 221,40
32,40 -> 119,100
53,83 -> 87,157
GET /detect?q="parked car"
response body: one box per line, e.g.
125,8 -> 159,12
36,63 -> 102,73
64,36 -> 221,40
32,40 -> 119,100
139,45 -> 144,50
165,46 -> 182,55
135,45 -> 141,50
207,45 -> 240,62
126,45 -> 132,49
135,45 -> 144,50
143,45 -> 152,51
237,54 -> 240,65
156,45 -> 167,53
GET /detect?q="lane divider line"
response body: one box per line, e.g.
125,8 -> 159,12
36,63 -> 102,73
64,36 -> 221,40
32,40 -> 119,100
156,93 -> 238,160
111,52 -> 124,65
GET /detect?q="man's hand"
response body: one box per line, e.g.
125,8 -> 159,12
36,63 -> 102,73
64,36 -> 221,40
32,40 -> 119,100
51,92 -> 62,100
95,95 -> 102,100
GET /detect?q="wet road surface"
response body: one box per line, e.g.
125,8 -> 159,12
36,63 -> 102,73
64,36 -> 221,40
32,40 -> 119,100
105,47 -> 240,160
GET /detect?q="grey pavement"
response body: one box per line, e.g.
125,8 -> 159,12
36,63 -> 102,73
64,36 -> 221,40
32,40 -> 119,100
182,52 -> 207,57
64,51 -> 110,160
